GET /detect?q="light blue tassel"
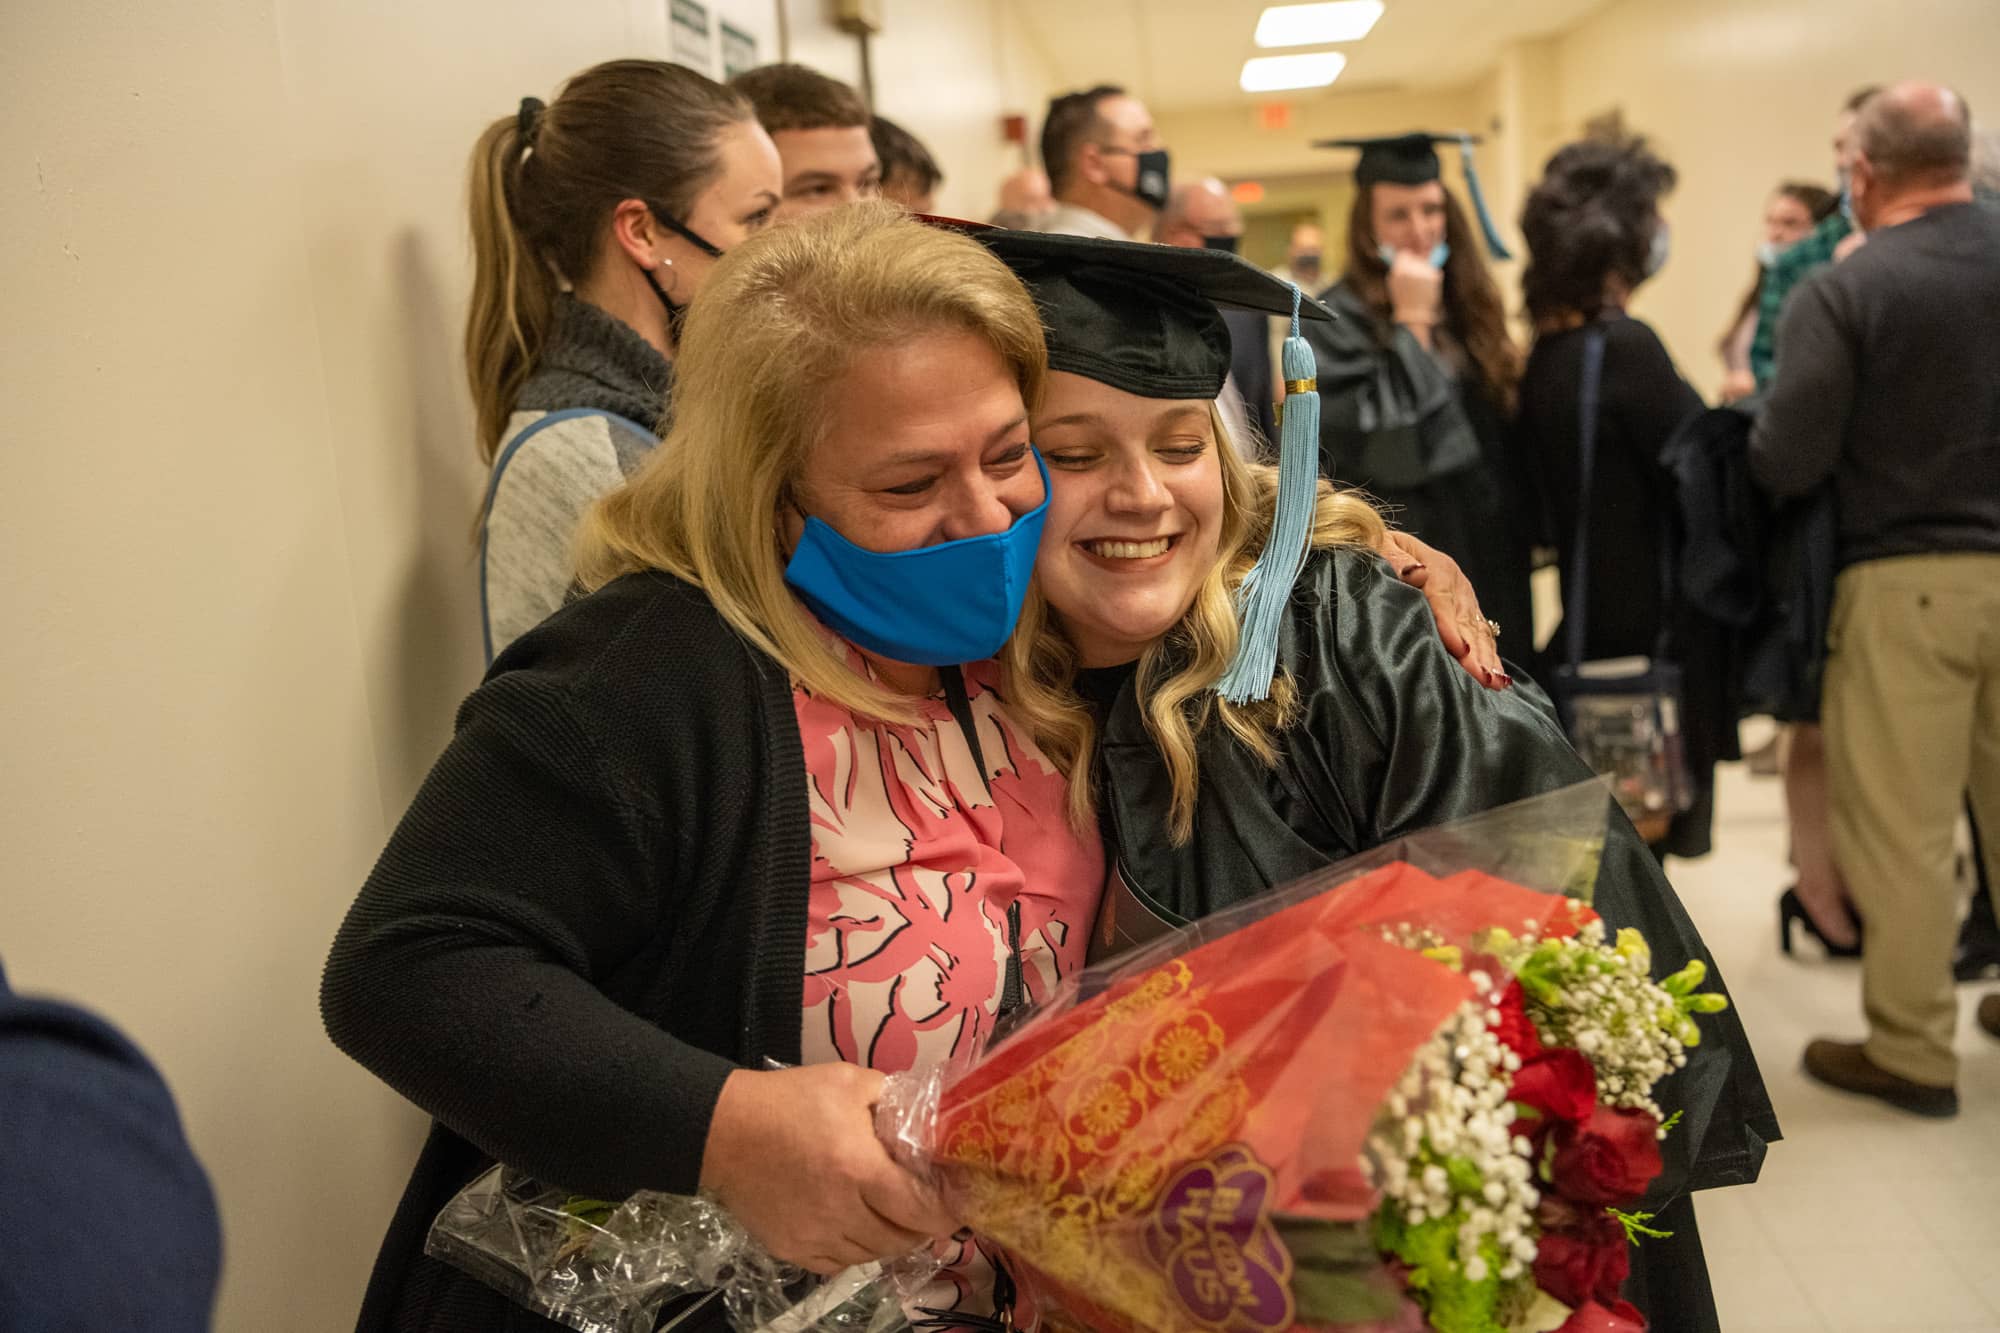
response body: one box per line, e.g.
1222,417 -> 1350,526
1217,285 -> 1321,704
1457,134 -> 1514,261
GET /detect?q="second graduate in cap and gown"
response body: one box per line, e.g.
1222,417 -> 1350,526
971,226 -> 1776,1333
1305,132 -> 1541,676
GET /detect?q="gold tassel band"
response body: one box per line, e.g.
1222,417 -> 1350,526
1284,378 -> 1317,395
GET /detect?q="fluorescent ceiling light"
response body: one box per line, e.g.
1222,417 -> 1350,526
1239,51 -> 1348,93
1254,1 -> 1385,47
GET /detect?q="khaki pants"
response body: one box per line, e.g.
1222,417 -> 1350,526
1824,552 -> 2000,1086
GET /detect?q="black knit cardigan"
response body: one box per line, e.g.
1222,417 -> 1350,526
322,571 -> 811,1332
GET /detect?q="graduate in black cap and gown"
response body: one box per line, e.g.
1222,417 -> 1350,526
972,226 -> 1775,1333
1304,132 -> 1542,679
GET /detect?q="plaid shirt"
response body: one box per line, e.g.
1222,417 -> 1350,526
1750,210 -> 1851,388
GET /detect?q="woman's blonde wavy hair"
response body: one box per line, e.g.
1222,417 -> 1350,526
999,410 -> 1386,843
574,201 -> 1048,723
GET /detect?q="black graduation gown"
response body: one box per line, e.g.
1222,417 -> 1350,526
1305,280 -> 1541,680
1084,549 -> 1779,1333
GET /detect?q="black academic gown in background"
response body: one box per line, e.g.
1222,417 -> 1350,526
1082,550 -> 1778,1333
1306,280 -> 1542,680
1221,307 -> 1279,451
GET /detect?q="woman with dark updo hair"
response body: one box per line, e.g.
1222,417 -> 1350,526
1515,136 -> 1729,863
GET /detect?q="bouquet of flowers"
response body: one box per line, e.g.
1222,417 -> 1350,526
427,784 -> 1730,1333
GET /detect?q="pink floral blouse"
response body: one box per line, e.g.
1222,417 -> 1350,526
795,652 -> 1104,1326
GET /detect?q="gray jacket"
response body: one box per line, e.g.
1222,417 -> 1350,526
481,296 -> 672,660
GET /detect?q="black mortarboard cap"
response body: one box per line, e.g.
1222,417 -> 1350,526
1312,131 -> 1514,260
954,223 -> 1333,703
972,228 -> 1335,400
1319,131 -> 1452,186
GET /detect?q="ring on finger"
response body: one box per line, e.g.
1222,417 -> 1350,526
1484,619 -> 1502,639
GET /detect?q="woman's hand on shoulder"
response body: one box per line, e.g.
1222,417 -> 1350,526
1372,530 -> 1510,690
699,1064 -> 959,1275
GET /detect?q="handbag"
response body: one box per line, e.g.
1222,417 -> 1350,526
1548,324 -> 1695,844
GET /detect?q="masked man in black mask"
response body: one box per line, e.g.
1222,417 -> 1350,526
1035,84 -> 1171,241
1278,220 -> 1326,291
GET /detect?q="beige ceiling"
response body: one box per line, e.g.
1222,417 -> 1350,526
1010,0 -> 1614,110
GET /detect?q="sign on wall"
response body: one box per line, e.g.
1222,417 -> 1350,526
720,21 -> 758,80
671,0 -> 714,73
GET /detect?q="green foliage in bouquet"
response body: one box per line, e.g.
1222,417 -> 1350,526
1478,924 -> 1730,1124
1373,1205 -> 1517,1333
561,1195 -> 619,1228
1608,1208 -> 1674,1244
555,1195 -> 622,1267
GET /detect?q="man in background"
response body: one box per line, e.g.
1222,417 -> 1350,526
1155,177 -> 1276,450
1275,220 -> 1325,291
730,64 -> 880,222
1750,82 -> 2000,1117
990,166 -> 1054,230
1036,85 -> 1170,241
871,115 -> 942,214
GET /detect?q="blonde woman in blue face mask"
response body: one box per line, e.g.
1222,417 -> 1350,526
1303,132 -> 1538,685
327,207 -> 1085,1333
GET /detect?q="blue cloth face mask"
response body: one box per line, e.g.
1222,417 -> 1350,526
783,449 -> 1051,666
1380,242 -> 1450,269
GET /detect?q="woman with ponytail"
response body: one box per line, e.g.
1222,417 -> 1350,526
469,59 -> 781,660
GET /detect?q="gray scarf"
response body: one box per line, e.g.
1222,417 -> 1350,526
516,294 -> 675,432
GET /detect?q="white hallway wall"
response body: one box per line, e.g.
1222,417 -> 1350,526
0,2 -> 1050,1329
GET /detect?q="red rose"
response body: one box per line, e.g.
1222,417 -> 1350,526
1510,1049 -> 1597,1134
1550,1107 -> 1663,1207
1556,1298 -> 1646,1332
1533,1209 -> 1630,1308
1490,980 -> 1545,1060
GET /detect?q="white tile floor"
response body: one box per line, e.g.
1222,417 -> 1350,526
1665,740 -> 2000,1332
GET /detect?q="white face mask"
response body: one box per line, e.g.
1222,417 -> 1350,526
1645,224 -> 1670,278
1755,240 -> 1783,269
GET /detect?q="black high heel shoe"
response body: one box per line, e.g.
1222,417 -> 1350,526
1779,888 -> 1863,959
1952,854 -> 2000,981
